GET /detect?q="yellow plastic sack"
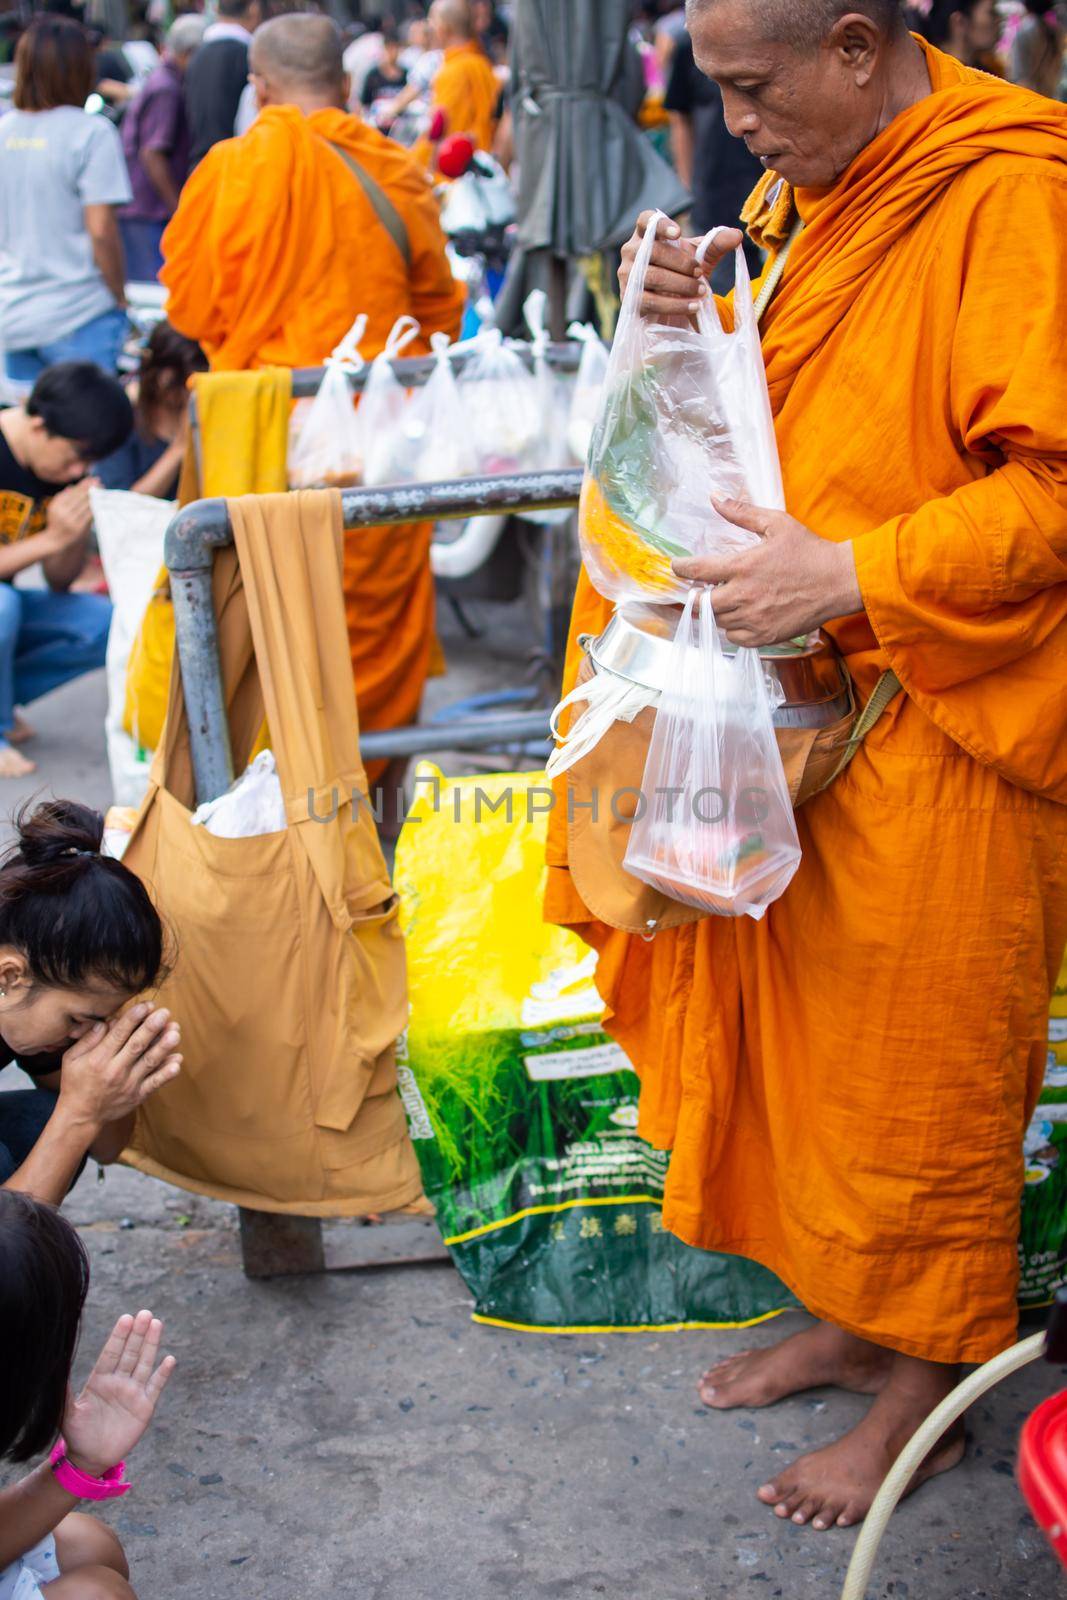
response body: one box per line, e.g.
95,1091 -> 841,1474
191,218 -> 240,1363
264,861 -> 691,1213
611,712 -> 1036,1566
392,764 -> 793,1331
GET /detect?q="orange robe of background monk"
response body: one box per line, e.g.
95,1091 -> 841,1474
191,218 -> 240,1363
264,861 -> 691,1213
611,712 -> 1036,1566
161,102 -> 465,781
547,43 -> 1067,1365
431,39 -> 499,151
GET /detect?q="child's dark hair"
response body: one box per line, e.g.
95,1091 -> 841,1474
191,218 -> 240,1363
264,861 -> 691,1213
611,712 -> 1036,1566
0,800 -> 166,995
0,1190 -> 89,1461
136,322 -> 207,435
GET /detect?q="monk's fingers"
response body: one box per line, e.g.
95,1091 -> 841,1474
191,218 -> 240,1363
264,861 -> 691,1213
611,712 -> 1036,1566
634,209 -> 680,244
671,550 -> 743,584
642,264 -> 709,300
694,225 -> 744,270
712,496 -> 776,537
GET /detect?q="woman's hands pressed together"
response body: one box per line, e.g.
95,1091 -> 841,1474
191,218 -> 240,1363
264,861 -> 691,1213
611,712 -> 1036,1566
59,1004 -> 182,1138
673,498 -> 864,647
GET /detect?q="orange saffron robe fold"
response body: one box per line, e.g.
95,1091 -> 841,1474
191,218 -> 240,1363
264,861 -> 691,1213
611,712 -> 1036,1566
161,105 -> 465,782
546,42 -> 1067,1363
431,40 -> 500,152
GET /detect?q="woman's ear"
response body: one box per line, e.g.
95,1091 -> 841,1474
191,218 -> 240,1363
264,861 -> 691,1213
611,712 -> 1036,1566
0,947 -> 32,1001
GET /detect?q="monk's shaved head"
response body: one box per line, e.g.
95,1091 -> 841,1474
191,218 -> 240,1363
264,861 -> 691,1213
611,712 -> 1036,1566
429,0 -> 475,43
686,0 -> 905,51
249,13 -> 345,93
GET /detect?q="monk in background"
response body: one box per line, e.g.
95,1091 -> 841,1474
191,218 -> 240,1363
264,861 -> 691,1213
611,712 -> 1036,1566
427,0 -> 499,153
162,15 -> 465,795
548,0 -> 1067,1533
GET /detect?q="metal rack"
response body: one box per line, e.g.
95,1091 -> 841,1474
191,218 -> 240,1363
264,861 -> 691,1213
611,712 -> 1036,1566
164,467 -> 584,1276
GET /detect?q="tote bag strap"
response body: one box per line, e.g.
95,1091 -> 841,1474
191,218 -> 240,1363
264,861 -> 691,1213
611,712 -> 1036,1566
320,137 -> 411,270
753,213 -> 804,326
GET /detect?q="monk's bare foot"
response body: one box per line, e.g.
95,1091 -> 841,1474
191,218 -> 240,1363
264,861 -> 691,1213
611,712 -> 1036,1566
698,1319 -> 893,1410
0,742 -> 36,778
757,1352 -> 962,1530
7,711 -> 34,745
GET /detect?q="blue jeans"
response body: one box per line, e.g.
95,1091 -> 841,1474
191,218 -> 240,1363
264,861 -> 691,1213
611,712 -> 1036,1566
119,218 -> 166,284
5,306 -> 130,384
0,1086 -> 87,1189
0,586 -> 111,740
0,1087 -> 58,1182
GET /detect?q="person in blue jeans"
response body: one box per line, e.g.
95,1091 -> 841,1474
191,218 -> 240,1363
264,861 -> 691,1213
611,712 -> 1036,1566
0,361 -> 132,778
0,16 -> 132,388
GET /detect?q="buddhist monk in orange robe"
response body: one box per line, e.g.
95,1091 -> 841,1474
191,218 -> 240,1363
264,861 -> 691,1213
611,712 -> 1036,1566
547,0 -> 1067,1533
161,14 -> 465,789
427,0 -> 500,153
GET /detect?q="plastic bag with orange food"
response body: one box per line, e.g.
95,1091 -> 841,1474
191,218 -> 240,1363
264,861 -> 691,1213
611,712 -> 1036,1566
580,212 -> 783,605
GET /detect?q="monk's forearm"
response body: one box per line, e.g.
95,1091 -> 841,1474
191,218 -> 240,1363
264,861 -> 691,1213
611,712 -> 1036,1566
853,461 -> 1067,691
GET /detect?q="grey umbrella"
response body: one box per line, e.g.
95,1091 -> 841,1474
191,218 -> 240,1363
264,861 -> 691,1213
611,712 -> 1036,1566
497,0 -> 691,335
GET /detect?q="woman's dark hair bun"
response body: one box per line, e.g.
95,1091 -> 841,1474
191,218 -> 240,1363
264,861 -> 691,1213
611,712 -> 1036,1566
0,798 -> 166,996
11,799 -> 103,869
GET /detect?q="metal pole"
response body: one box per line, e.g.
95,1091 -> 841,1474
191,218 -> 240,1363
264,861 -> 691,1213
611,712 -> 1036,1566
289,340 -> 582,399
162,471 -> 584,806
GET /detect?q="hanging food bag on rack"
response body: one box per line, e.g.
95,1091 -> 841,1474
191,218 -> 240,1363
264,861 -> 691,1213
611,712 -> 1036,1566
623,587 -> 801,919
288,314 -> 367,489
579,214 -> 782,606
360,314 -> 421,487
565,321 -> 610,465
381,332 -> 477,483
459,325 -> 542,476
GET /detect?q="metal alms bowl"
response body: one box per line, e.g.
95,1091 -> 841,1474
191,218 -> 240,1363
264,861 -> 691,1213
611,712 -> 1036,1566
579,602 -> 851,730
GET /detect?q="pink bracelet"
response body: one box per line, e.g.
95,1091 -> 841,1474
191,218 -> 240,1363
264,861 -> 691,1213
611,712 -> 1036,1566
50,1438 -> 131,1501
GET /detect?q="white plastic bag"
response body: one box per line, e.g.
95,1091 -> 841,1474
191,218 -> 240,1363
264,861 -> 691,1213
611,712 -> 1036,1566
287,314 -> 367,489
623,588 -> 800,920
360,314 -> 420,486
565,321 -> 609,465
580,212 -> 783,606
189,749 -> 287,838
545,667 -> 657,779
458,326 -> 542,476
90,486 -> 173,808
386,332 -> 478,482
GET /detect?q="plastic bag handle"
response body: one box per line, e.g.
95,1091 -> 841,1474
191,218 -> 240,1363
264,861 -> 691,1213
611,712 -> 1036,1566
693,228 -> 757,339
383,314 -> 421,360
327,311 -> 368,370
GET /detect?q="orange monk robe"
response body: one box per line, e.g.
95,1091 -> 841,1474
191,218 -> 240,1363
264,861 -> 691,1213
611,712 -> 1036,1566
161,105 -> 465,783
546,42 -> 1067,1364
431,40 -> 499,152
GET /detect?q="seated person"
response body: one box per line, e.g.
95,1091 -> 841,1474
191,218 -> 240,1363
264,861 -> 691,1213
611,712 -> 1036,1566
0,1190 -> 174,1600
0,361 -> 132,779
0,798 -> 181,1206
97,322 -> 207,500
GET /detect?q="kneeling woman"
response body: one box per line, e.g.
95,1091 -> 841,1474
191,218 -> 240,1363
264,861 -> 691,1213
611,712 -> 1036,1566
0,799 -> 180,1205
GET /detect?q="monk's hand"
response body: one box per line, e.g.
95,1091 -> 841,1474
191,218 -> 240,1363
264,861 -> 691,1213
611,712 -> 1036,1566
618,212 -> 743,323
672,498 -> 864,647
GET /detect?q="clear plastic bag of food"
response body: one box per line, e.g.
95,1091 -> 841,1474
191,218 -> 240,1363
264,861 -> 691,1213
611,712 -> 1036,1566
459,325 -> 542,476
565,320 -> 609,465
287,314 -> 367,489
385,332 -> 478,483
624,587 -> 800,920
580,213 -> 783,605
360,314 -> 420,487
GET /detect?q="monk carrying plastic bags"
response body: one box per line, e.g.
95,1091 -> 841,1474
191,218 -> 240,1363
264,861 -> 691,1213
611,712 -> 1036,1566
556,210 -> 802,918
546,0 -> 1067,1537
